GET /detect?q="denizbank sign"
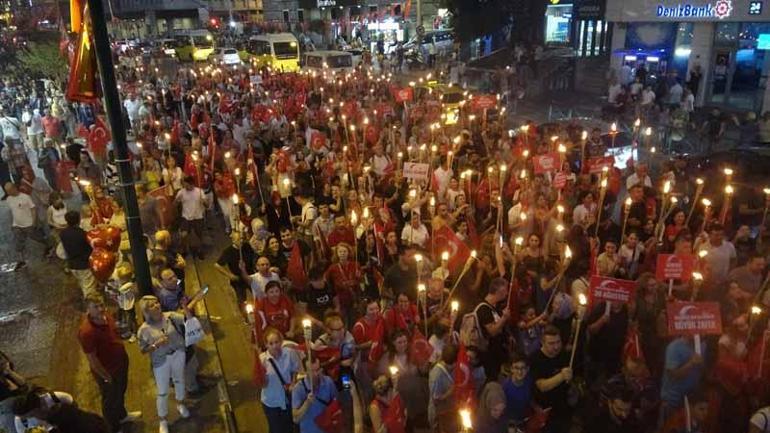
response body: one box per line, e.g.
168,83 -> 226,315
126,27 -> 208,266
656,0 -> 734,18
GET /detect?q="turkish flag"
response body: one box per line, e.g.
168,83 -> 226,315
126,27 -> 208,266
253,354 -> 267,387
433,225 -> 471,274
286,242 -> 308,291
623,327 -> 644,363
368,318 -> 386,364
310,131 -> 327,152
454,343 -> 476,407
87,117 -> 111,157
409,330 -> 433,366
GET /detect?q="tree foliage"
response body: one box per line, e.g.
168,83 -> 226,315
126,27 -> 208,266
15,41 -> 68,84
445,0 -> 513,43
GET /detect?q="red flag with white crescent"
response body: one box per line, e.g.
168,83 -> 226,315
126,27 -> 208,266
454,343 -> 476,407
433,225 -> 470,274
409,330 -> 433,366
87,116 -> 111,156
286,242 -> 308,291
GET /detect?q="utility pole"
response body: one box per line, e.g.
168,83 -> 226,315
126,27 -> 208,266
86,0 -> 152,294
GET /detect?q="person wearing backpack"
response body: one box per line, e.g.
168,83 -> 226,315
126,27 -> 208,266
473,278 -> 511,380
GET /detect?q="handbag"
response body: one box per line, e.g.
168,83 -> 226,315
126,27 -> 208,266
301,380 -> 343,433
184,317 -> 205,347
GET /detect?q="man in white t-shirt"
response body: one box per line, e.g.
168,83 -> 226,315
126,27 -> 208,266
625,163 -> 653,191
0,109 -> 22,143
241,256 -> 280,300
175,176 -> 208,258
696,223 -> 736,284
401,210 -> 429,248
4,182 -> 52,267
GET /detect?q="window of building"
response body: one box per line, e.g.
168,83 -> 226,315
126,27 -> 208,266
369,5 -> 377,13
298,9 -> 304,22
545,4 -> 572,44
282,9 -> 290,22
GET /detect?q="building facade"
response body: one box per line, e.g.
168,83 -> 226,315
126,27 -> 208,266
606,0 -> 770,111
110,0 -> 262,37
263,0 -> 442,48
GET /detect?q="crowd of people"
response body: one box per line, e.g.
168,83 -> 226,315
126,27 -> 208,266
2,49 -> 770,433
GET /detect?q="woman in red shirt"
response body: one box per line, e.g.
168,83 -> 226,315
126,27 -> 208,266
325,242 -> 362,327
384,293 -> 420,336
256,281 -> 293,337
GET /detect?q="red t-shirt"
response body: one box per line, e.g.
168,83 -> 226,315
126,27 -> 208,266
353,316 -> 384,345
77,314 -> 128,376
257,295 -> 293,335
326,261 -> 362,307
42,116 -> 60,138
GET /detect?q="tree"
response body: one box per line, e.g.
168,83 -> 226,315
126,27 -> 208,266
15,40 -> 69,84
445,0 -> 513,44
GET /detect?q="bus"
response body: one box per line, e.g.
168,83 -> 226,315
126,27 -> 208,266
246,33 -> 300,72
173,30 -> 215,62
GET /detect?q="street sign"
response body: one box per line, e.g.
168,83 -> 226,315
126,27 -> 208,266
667,301 -> 723,336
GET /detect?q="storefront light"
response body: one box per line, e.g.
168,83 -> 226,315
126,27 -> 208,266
623,55 -> 637,61
674,47 -> 691,57
647,56 -> 660,62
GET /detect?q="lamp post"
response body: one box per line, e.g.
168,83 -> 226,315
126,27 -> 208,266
85,0 -> 151,293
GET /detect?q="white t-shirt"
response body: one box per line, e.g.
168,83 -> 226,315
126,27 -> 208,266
175,187 -> 206,220
751,407 -> 770,432
7,193 -> 36,228
162,167 -> 184,191
701,241 -> 736,282
0,116 -> 21,140
432,167 -> 453,198
122,99 -> 141,120
401,224 -> 429,248
626,173 -> 652,190
249,271 -> 280,300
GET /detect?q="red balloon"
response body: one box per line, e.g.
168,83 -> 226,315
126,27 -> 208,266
86,228 -> 107,250
101,226 -> 122,252
89,248 -> 116,282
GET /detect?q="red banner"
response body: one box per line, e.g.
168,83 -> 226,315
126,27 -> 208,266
587,156 -> 615,174
310,131 -> 327,152
656,254 -> 695,281
533,152 -> 560,174
589,275 -> 636,304
471,94 -> 497,110
667,301 -> 723,336
433,225 -> 471,274
553,172 -> 568,189
393,87 -> 414,103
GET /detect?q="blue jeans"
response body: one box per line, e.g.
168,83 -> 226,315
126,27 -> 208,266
262,403 -> 293,433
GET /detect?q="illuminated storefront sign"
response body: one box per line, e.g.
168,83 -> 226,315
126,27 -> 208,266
656,0 -> 733,19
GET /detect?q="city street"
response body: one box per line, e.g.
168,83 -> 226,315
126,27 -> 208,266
0,179 -> 266,432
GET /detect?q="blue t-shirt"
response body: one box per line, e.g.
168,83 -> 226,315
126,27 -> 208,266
292,375 -> 338,433
502,375 -> 533,423
660,337 -> 705,406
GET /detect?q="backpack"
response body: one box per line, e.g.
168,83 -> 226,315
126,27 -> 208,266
459,302 -> 492,351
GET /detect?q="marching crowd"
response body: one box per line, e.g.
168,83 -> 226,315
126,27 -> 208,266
2,53 -> 770,433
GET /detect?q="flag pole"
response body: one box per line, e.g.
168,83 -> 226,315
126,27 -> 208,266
86,0 -> 152,294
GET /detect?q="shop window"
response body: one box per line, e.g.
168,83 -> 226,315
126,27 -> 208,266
715,22 -> 739,45
545,4 -> 572,44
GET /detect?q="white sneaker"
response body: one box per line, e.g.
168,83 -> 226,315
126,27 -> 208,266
120,411 -> 141,423
159,420 -> 169,433
177,403 -> 190,418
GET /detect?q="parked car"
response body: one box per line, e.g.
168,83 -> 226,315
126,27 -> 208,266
211,48 -> 243,65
